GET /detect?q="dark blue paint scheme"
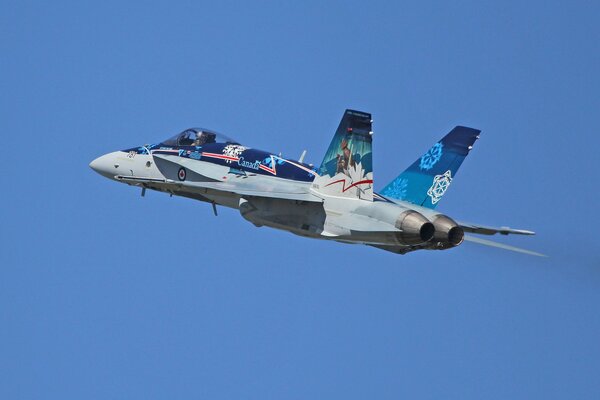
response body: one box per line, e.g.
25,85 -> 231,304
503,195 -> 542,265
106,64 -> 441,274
123,140 -> 318,182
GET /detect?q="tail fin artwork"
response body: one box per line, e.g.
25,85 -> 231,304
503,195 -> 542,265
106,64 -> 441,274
311,109 -> 374,200
380,126 -> 480,209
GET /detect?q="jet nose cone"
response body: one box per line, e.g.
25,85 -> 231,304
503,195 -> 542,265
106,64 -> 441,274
90,152 -> 119,179
89,157 -> 101,172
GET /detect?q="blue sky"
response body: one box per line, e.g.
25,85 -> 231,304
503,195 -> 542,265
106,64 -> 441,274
1,1 -> 599,398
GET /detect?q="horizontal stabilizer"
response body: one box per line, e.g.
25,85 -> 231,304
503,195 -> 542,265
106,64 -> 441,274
459,221 -> 535,236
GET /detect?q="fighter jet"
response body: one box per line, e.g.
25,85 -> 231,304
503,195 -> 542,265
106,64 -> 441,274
90,110 -> 543,256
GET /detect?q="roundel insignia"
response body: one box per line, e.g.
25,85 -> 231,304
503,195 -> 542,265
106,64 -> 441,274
178,167 -> 187,181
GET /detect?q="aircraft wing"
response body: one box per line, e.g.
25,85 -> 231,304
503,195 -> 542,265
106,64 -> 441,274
458,221 -> 535,236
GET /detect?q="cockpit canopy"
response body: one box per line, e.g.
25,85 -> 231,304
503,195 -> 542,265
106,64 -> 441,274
162,128 -> 239,147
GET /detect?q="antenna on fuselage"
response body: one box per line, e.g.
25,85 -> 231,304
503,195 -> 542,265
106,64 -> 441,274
298,150 -> 307,163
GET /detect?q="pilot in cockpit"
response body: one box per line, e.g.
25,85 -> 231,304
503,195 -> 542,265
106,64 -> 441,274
194,131 -> 217,146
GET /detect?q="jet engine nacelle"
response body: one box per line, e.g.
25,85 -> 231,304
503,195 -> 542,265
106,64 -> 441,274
387,201 -> 465,249
429,214 -> 464,249
394,209 -> 436,245
354,202 -> 435,246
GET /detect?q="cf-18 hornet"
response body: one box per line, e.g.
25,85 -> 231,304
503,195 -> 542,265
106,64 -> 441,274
90,110 -> 543,256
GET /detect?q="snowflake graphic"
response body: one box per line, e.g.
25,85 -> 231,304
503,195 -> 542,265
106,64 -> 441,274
381,177 -> 409,199
427,170 -> 452,204
223,144 -> 247,162
419,142 -> 444,171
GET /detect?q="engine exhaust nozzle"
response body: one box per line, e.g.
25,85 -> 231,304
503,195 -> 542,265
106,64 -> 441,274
431,215 -> 464,248
394,210 -> 435,245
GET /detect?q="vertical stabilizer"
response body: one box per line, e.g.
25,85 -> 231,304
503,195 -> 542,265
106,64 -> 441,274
311,110 -> 373,200
380,126 -> 480,209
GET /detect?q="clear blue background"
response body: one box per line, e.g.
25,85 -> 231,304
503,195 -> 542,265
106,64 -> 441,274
1,1 -> 598,398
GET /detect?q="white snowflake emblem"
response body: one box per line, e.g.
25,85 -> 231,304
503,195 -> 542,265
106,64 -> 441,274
222,144 -> 247,163
427,170 -> 452,204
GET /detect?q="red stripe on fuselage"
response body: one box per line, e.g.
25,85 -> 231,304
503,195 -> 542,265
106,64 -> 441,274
201,152 -> 239,162
258,164 -> 276,175
324,179 -> 373,193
